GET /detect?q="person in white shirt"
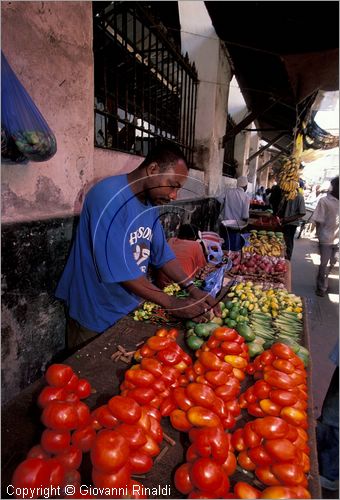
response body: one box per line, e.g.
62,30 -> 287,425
218,176 -> 250,250
311,176 -> 339,297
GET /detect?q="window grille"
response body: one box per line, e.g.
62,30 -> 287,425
93,1 -> 198,166
222,114 -> 238,177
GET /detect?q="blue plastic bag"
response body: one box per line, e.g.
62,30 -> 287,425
1,51 -> 57,162
202,262 -> 232,298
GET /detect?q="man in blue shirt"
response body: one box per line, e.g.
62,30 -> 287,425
56,143 -> 218,349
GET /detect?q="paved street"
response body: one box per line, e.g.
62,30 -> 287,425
291,233 -> 339,418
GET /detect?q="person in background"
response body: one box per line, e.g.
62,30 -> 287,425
271,185 -> 306,260
156,224 -> 207,289
56,143 -> 219,350
218,175 -> 250,251
310,176 -> 339,297
263,187 -> 271,205
317,340 -> 339,492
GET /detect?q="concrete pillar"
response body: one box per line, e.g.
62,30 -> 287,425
178,1 -> 232,197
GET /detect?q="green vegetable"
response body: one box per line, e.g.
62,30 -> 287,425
225,319 -> 237,328
185,320 -> 197,330
186,335 -> 204,350
194,322 -> 218,338
247,341 -> 264,357
296,346 -> 310,367
236,323 -> 255,342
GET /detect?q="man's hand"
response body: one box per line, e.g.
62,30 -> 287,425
187,286 -> 222,318
165,296 -> 212,323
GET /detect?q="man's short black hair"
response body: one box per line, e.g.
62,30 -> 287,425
331,176 -> 339,199
140,142 -> 188,171
177,224 -> 199,240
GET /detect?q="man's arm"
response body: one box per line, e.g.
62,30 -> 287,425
121,274 -> 211,321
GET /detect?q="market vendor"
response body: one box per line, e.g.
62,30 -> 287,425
217,175 -> 250,251
155,223 -> 207,289
56,143 -> 220,350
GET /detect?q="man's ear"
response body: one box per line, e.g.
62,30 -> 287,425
146,162 -> 160,176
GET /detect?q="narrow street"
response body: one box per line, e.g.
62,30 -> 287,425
291,233 -> 339,417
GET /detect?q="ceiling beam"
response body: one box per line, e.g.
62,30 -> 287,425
246,132 -> 286,164
223,97 -> 283,145
244,128 -> 289,132
257,151 -> 284,173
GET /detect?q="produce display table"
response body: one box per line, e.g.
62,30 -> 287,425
1,309 -> 320,498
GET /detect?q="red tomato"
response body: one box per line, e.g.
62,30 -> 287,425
90,430 -> 129,473
271,343 -> 295,360
147,336 -> 173,350
261,486 -> 295,499
41,429 -> 71,454
160,396 -> 176,417
157,346 -> 183,365
215,380 -> 240,401
280,407 -> 307,426
259,398 -> 282,416
212,327 -> 238,342
186,444 -> 200,462
64,374 -> 79,393
108,396 -> 142,425
244,387 -> 257,404
224,398 -> 241,416
74,401 -> 91,428
140,358 -> 163,377
189,426 -> 229,462
11,458 -> 50,491
161,366 -> 180,384
143,405 -> 161,421
41,401 -> 79,431
234,481 -> 261,499
264,438 -> 297,462
75,379 -> 91,399
253,416 -> 289,439
92,463 -> 131,489
138,434 -> 160,458
204,370 -> 229,387
125,369 -> 155,388
65,393 -> 79,404
129,451 -> 153,474
190,458 -> 224,493
247,402 -> 266,418
255,466 -> 281,486
271,463 -> 305,486
38,387 -> 68,408
186,383 -> 216,409
269,389 -> 298,407
199,352 -> 229,371
148,416 -> 163,444
45,457 -> 65,488
27,445 -> 50,460
248,445 -> 273,467
170,409 -> 193,431
242,422 -> 262,448
45,364 -> 74,388
56,445 -> 82,472
264,370 -> 295,389
71,425 -> 96,452
237,450 -> 256,471
91,405 -> 119,429
231,428 -> 246,452
172,387 -> 194,411
62,469 -> 81,488
210,471 -> 230,497
272,359 -> 295,374
127,387 -> 156,405
115,423 -> 147,449
220,341 -> 243,354
174,463 -> 194,494
187,406 -> 221,428
221,452 -> 237,475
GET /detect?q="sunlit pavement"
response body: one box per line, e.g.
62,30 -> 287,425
291,234 -> 339,418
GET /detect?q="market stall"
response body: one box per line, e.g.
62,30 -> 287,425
1,293 -> 320,499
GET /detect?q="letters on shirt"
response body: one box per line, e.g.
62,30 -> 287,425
130,226 -> 153,273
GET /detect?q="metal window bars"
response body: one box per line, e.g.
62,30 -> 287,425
93,1 -> 198,167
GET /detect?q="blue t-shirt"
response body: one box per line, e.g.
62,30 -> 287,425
55,175 -> 175,333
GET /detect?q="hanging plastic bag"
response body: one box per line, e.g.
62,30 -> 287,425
1,51 -> 57,162
202,263 -> 231,298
